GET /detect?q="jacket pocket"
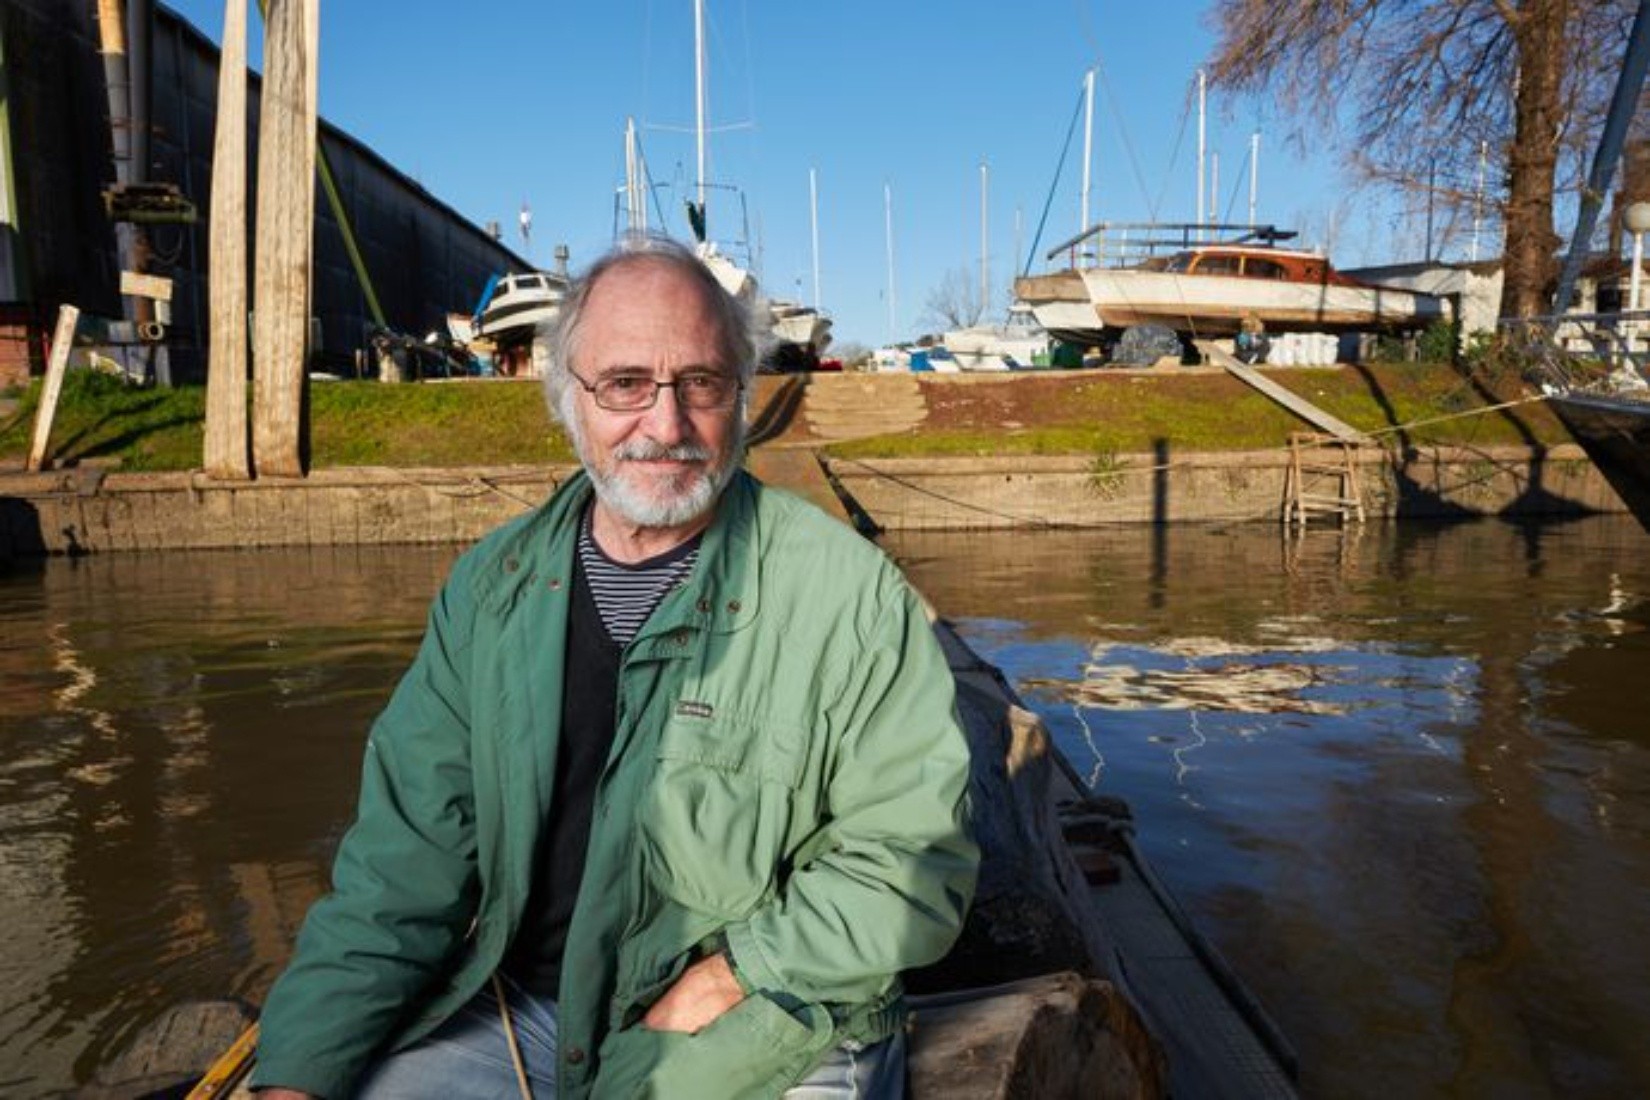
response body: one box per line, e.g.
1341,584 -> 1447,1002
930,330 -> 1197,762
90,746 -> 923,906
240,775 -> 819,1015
636,713 -> 806,919
594,994 -> 833,1100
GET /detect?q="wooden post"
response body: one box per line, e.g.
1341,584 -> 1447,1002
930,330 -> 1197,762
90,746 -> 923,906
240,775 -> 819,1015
25,304 -> 79,473
204,0 -> 251,480
250,0 -> 317,478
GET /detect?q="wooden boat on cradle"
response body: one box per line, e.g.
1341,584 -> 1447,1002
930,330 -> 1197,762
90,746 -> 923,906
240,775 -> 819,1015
100,621 -> 1298,1100
1016,223 -> 1447,349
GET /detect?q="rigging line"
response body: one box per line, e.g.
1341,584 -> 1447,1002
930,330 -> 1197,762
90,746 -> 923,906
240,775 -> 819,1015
1147,78 -> 1198,224
1025,83 -> 1088,276
1094,61 -> 1162,223
1360,394 -> 1550,438
1222,143 -> 1254,224
629,125 -> 672,229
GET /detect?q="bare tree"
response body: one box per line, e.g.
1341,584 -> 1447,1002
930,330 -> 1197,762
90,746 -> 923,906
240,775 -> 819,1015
922,267 -> 988,332
1205,0 -> 1639,319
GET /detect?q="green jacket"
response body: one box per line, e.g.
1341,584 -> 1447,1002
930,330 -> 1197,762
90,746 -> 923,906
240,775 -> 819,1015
252,471 -> 978,1098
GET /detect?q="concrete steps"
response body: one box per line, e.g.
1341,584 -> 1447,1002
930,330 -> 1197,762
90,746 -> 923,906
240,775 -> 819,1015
802,372 -> 928,441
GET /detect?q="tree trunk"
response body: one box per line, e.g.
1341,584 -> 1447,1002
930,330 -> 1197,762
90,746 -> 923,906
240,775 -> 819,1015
1501,0 -> 1570,319
250,0 -> 317,478
204,0 -> 250,480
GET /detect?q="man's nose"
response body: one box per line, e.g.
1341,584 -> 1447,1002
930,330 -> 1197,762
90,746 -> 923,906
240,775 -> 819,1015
638,382 -> 692,442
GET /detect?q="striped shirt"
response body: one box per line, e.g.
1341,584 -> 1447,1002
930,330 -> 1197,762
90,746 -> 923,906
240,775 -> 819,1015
576,506 -> 701,646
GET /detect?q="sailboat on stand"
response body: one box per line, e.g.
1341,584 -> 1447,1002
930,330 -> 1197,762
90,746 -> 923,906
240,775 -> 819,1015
646,0 -> 831,371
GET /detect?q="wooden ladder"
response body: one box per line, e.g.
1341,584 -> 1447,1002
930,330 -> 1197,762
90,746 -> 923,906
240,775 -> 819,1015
1284,432 -> 1366,526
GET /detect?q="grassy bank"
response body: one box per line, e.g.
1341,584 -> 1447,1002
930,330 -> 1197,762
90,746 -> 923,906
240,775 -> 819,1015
828,361 -> 1569,459
0,360 -> 1571,474
0,373 -> 575,471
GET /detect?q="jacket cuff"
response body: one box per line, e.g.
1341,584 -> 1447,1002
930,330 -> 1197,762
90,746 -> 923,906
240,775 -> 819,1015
722,920 -> 786,996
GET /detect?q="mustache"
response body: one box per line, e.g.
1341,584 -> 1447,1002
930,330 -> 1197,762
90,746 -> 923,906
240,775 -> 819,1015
612,439 -> 714,463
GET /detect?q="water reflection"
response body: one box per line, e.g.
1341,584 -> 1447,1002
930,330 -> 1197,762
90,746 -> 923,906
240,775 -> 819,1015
0,546 -> 457,1096
1,523 -> 1648,1097
888,517 -> 1650,1100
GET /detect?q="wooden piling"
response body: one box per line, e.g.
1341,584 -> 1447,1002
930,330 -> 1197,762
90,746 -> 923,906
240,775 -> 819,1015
250,0 -> 318,478
205,0 -> 251,480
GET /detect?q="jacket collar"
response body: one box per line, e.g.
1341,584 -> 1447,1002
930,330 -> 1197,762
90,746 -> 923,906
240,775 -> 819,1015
474,468 -> 763,640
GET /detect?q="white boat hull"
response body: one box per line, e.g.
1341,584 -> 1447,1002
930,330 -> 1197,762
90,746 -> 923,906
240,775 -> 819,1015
1078,268 -> 1447,336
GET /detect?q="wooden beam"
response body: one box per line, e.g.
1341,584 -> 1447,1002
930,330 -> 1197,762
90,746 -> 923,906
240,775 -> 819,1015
1202,343 -> 1366,442
25,304 -> 79,472
119,270 -> 173,303
205,0 -> 250,480
250,0 -> 318,478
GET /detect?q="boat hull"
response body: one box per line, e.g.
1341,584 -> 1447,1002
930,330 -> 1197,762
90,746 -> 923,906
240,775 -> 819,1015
1015,270 -> 1107,347
1548,392 -> 1650,534
1079,268 -> 1446,336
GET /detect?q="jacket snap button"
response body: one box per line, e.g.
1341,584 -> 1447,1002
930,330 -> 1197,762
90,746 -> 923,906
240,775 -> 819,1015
504,558 -> 519,573
548,577 -> 562,590
695,598 -> 711,613
726,600 -> 741,613
566,1046 -> 586,1065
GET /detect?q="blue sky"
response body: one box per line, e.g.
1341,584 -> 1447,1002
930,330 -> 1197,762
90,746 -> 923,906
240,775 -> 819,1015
164,0 -> 1443,348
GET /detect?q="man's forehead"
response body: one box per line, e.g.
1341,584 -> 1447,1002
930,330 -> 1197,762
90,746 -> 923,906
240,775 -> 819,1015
587,256 -> 710,303
579,261 -> 727,353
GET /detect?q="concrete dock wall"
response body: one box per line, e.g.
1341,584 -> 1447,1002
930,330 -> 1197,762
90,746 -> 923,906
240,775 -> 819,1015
0,466 -> 566,558
827,444 -> 1618,530
0,444 -> 1622,560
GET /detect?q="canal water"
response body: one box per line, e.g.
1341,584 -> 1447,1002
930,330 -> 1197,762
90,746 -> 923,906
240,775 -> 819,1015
2,517 -> 1648,1097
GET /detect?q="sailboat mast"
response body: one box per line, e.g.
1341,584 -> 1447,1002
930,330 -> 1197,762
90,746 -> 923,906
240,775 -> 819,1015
980,160 -> 990,319
1210,151 -> 1219,225
1196,68 -> 1207,234
625,116 -> 647,233
694,0 -> 708,226
885,182 -> 897,342
1249,131 -> 1259,227
1080,68 -> 1095,251
810,167 -> 821,309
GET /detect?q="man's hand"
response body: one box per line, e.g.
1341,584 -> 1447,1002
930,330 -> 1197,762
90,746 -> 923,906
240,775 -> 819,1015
642,952 -> 746,1033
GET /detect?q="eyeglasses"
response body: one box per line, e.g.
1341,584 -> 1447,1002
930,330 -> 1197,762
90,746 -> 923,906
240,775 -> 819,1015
569,369 -> 742,412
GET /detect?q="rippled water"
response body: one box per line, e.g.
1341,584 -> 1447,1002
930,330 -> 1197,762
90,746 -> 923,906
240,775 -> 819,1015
0,546 -> 459,1096
2,520 -> 1648,1097
888,517 -> 1650,1100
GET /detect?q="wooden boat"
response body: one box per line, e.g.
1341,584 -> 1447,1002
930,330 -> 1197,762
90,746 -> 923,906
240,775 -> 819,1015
118,615 -> 1297,1100
1016,235 -> 1447,348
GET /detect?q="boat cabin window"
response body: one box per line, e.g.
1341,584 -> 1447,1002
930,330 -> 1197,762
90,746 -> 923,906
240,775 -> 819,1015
1193,254 -> 1242,276
1243,258 -> 1287,280
1165,253 -> 1194,273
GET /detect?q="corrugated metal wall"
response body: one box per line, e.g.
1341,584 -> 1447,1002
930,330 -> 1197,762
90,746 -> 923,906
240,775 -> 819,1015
0,1 -> 532,381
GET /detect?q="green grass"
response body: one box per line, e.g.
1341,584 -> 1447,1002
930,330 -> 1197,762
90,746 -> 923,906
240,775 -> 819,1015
826,361 -> 1571,459
0,373 -> 575,471
0,359 -> 1572,473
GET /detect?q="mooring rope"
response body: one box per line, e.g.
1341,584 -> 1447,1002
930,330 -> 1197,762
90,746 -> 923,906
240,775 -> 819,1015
827,389 -> 1560,529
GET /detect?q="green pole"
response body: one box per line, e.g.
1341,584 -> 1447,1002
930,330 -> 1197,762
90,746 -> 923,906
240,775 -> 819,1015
253,0 -> 384,328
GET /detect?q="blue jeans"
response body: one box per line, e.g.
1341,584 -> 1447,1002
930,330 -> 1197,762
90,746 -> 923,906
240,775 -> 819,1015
352,976 -> 906,1099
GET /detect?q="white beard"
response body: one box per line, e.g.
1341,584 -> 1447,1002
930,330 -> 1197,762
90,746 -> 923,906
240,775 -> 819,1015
560,390 -> 746,529
586,436 -> 741,529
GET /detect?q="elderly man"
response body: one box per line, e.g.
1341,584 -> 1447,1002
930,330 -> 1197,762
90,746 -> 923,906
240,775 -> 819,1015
251,237 -> 977,1099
